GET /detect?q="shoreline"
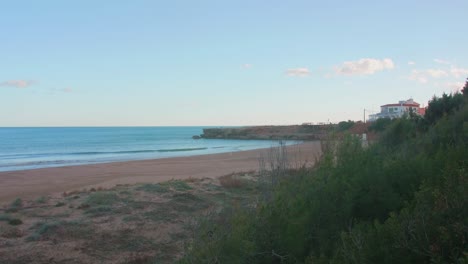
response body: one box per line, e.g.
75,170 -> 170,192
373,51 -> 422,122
0,142 -> 321,204
0,140 -> 302,173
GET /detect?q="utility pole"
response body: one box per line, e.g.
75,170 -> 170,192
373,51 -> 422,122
364,108 -> 375,123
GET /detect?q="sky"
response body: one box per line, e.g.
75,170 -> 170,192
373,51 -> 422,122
1,0 -> 467,126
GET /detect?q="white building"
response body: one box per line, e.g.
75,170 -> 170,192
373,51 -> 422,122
368,99 -> 426,121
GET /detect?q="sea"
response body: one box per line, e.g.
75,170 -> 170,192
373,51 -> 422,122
0,127 -> 298,172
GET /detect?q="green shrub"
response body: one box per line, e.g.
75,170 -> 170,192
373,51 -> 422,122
337,120 -> 355,131
169,180 -> 192,191
369,117 -> 393,132
6,198 -> 23,212
27,220 -> 91,241
55,202 -> 66,207
84,205 -> 114,217
35,196 -> 48,204
85,191 -> 120,206
181,94 -> 468,263
136,183 -> 169,193
0,214 -> 12,222
8,218 -> 23,226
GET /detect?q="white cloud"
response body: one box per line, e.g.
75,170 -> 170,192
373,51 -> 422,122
0,80 -> 36,88
408,61 -> 416,65
446,82 -> 464,91
450,67 -> 468,78
426,69 -> 448,78
50,87 -> 73,93
434,59 -> 450,65
285,67 -> 310,77
409,69 -> 449,83
408,64 -> 468,88
241,63 -> 253,69
334,58 -> 394,76
62,87 -> 73,93
408,71 -> 428,83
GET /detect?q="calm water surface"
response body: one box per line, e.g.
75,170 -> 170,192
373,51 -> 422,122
0,127 -> 298,172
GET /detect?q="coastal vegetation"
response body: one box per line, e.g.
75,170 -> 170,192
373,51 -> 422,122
180,82 -> 468,263
0,175 -> 261,263
199,124 -> 335,140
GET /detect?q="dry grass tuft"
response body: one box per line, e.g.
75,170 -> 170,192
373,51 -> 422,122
1,226 -> 24,238
184,177 -> 200,183
219,173 -> 245,188
124,253 -> 156,264
62,189 -> 81,197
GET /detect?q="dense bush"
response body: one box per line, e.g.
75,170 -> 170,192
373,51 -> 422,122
180,88 -> 468,263
368,117 -> 393,132
336,120 -> 355,132
425,93 -> 465,125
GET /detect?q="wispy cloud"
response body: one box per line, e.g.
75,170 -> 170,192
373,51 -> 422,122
408,61 -> 416,65
0,80 -> 36,88
446,82 -> 464,91
241,63 -> 253,69
50,87 -> 73,94
408,71 -> 429,83
434,58 -> 451,65
450,67 -> 468,78
334,58 -> 394,76
285,67 -> 310,77
426,69 -> 449,78
409,66 -> 468,84
60,87 -> 73,93
408,69 -> 448,83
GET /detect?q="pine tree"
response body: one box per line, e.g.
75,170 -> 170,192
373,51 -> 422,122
462,78 -> 468,97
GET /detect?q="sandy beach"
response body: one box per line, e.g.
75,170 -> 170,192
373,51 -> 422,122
0,142 -> 321,203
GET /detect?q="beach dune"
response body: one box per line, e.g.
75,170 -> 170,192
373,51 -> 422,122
0,142 -> 321,203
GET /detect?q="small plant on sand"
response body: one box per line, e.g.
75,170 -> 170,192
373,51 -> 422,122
84,191 -> 120,207
84,205 -> 114,217
136,183 -> 169,193
167,180 -> 192,191
171,193 -> 210,212
185,177 -> 200,183
77,192 -> 121,218
1,226 -> 24,238
35,196 -> 48,204
27,220 -> 91,241
8,218 -> 23,226
171,193 -> 202,204
124,253 -> 157,264
11,198 -> 23,207
143,208 -> 175,222
27,221 -> 63,241
83,229 -> 155,253
55,201 -> 66,207
6,198 -> 23,212
0,214 -> 12,222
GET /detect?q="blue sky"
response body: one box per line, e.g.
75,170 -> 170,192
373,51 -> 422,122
1,0 -> 467,126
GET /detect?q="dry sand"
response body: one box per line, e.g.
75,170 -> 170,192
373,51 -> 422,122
0,142 -> 321,203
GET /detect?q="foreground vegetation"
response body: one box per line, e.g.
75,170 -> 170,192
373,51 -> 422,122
181,82 -> 468,263
0,174 -> 260,264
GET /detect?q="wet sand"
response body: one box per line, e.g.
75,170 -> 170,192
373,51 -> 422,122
0,142 -> 321,203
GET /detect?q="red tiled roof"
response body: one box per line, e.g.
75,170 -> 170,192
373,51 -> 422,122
381,103 -> 420,107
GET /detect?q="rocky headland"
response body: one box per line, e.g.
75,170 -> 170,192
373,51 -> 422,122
198,124 -> 334,141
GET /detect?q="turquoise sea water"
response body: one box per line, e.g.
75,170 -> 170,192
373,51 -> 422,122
0,127 -> 298,172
